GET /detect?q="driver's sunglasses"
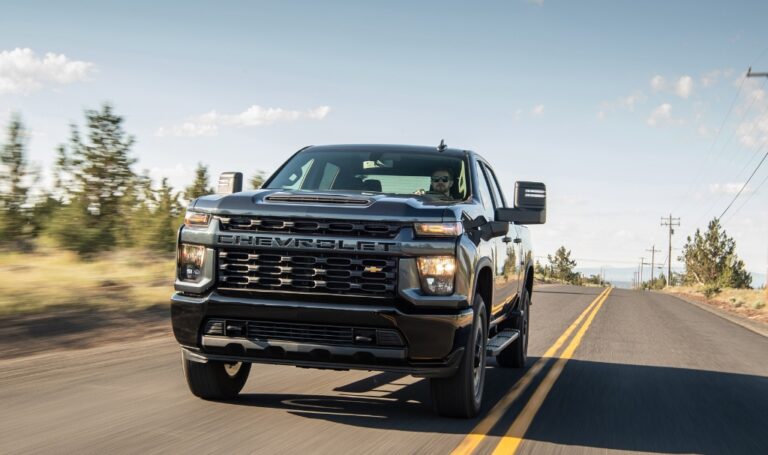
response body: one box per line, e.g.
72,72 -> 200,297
431,176 -> 451,183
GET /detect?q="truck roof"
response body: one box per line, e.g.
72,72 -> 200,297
303,144 -> 472,159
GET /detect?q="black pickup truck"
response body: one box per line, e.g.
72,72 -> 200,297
171,144 -> 546,417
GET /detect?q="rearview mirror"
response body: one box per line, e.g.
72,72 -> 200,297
217,172 -> 243,194
496,181 -> 546,225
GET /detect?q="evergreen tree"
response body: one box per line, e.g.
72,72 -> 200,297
249,170 -> 266,190
548,246 -> 578,283
147,178 -> 181,252
680,218 -> 752,289
0,115 -> 33,245
115,172 -> 153,248
51,103 -> 137,253
184,163 -> 213,201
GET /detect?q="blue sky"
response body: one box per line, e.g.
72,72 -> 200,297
1,1 -> 767,285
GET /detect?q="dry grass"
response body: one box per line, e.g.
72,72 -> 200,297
0,247 -> 175,316
663,285 -> 768,325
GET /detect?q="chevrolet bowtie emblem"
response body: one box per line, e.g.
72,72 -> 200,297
364,266 -> 383,273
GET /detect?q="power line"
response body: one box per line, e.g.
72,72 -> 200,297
720,67 -> 768,220
671,71 -> 749,214
718,140 -> 768,219
692,79 -> 768,227
723,167 -> 768,225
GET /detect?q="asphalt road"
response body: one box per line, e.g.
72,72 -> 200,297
1,285 -> 767,454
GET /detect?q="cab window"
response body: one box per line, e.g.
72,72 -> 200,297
474,163 -> 495,220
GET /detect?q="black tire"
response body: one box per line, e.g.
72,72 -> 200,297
496,286 -> 530,368
182,352 -> 251,400
430,293 -> 488,418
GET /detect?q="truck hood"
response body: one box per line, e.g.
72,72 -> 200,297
190,189 -> 458,222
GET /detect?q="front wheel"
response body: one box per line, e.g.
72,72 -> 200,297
182,352 -> 251,400
430,293 -> 488,418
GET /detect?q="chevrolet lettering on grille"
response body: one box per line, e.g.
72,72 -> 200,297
217,234 -> 398,252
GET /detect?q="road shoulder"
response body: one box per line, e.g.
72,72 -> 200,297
656,291 -> 768,338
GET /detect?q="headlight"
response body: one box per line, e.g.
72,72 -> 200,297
414,222 -> 463,237
179,244 -> 206,282
417,256 -> 456,295
184,211 -> 210,228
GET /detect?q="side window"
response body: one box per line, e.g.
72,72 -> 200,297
474,163 -> 495,220
483,164 -> 506,208
318,162 -> 340,189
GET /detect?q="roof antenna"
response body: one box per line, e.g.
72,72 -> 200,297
437,139 -> 447,152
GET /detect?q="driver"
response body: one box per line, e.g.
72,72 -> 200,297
414,167 -> 456,199
429,168 -> 454,198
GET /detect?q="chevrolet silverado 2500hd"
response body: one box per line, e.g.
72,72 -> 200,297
171,144 -> 546,417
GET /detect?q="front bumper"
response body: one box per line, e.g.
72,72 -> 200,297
171,291 -> 473,377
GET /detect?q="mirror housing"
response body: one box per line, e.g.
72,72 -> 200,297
496,181 -> 546,225
481,221 -> 509,241
217,172 -> 243,194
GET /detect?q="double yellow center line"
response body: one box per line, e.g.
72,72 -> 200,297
451,287 -> 613,455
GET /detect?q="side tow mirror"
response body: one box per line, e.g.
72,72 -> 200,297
496,181 -> 546,225
217,172 -> 243,194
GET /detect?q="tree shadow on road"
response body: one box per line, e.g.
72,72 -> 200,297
231,358 -> 768,454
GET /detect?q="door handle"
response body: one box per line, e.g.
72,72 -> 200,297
502,236 -> 512,243
513,237 -> 522,244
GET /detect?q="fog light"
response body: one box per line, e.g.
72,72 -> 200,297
417,256 -> 456,295
179,244 -> 206,282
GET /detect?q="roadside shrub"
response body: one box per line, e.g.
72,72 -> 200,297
702,285 -> 721,299
751,301 -> 766,310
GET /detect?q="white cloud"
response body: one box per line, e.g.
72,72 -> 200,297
709,183 -> 749,195
697,125 -> 714,137
0,48 -> 95,94
646,103 -> 673,126
526,0 -> 544,5
619,91 -> 646,111
700,69 -> 732,88
531,104 -> 545,116
651,75 -> 666,92
675,75 -> 694,98
734,77 -> 768,148
157,105 -> 331,137
598,91 -> 647,118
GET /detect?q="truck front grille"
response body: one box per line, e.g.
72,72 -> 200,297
217,249 -> 397,298
216,216 -> 405,238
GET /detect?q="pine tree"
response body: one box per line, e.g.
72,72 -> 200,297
184,163 -> 213,201
148,178 -> 181,252
0,115 -> 32,246
548,246 -> 577,283
250,170 -> 267,190
680,218 -> 752,289
51,103 -> 137,253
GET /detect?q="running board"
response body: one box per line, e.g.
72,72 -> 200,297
486,329 -> 520,356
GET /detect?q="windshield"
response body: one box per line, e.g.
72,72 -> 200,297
265,149 -> 469,201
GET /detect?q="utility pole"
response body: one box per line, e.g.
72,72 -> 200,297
747,67 -> 768,298
661,214 -> 680,285
639,257 -> 648,288
646,245 -> 661,286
